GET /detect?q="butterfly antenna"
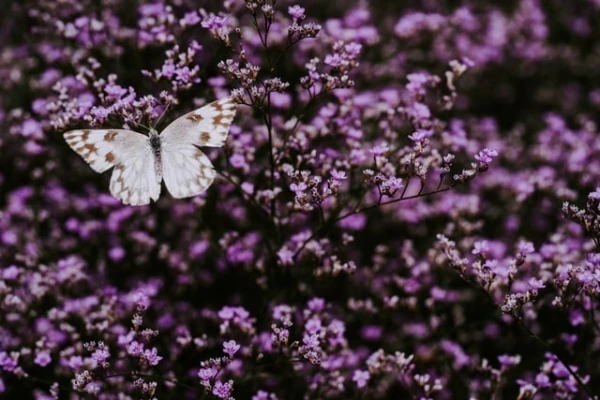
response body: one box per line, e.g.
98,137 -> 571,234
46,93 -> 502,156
131,119 -> 152,132
152,103 -> 171,130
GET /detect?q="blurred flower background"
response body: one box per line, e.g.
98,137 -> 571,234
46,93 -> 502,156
1,0 -> 600,399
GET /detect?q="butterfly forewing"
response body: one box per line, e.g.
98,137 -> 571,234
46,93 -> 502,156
159,97 -> 237,148
63,129 -> 147,173
64,129 -> 160,206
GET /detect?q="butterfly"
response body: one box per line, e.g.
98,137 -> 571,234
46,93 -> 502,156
63,97 -> 237,206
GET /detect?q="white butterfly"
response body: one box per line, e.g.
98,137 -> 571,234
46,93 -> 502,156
64,97 -> 237,206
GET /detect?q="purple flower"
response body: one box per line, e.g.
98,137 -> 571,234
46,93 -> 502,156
252,391 -> 275,400
108,247 -> 125,262
21,119 -> 43,138
218,307 -> 236,320
474,148 -> 499,164
181,11 -> 201,27
408,129 -> 433,142
528,278 -> 546,290
305,317 -> 322,334
324,54 -> 343,67
67,355 -> 83,370
517,241 -> 535,255
498,354 -> 521,369
104,82 -> 128,99
588,187 -> 600,201
34,350 -> 51,367
472,240 -> 489,255
0,352 -> 17,372
344,42 -> 362,57
131,291 -> 150,310
337,214 -> 367,230
330,169 -> 347,180
535,372 -> 551,388
229,153 -> 247,169
2,231 -> 18,246
198,366 -> 217,381
212,381 -> 233,399
290,182 -> 307,193
352,370 -> 370,388
302,333 -> 320,348
223,340 -> 241,358
2,265 -> 20,280
91,346 -> 110,364
307,298 -> 325,312
277,247 -> 294,266
411,102 -> 431,119
369,143 -> 389,157
201,15 -> 228,30
569,310 -> 585,326
270,92 -> 291,108
127,341 -> 144,356
143,347 -> 163,366
288,5 -> 306,20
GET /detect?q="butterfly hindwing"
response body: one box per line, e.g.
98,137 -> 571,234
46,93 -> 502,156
161,145 -> 216,199
159,97 -> 237,147
64,129 -> 160,206
110,154 -> 161,206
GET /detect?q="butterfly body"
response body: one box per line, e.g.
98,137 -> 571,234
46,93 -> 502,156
64,97 -> 237,206
148,129 -> 162,157
148,129 -> 163,184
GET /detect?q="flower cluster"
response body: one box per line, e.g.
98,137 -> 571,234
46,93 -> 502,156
1,0 -> 600,399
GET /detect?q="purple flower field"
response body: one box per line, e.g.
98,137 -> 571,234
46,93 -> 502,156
1,0 -> 600,398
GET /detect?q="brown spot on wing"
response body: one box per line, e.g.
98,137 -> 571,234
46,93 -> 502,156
186,114 -> 204,122
212,114 -> 230,128
213,101 -> 224,112
83,143 -> 97,153
81,130 -> 90,141
104,131 -> 118,142
105,152 -> 115,163
77,143 -> 97,155
200,132 -> 211,142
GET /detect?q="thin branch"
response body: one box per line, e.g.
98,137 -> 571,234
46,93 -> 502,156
103,370 -> 197,391
447,267 -> 594,398
292,186 -> 451,260
336,186 -> 451,223
513,317 -> 594,399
